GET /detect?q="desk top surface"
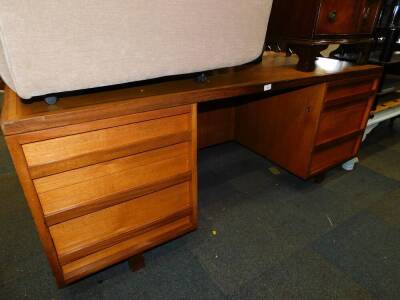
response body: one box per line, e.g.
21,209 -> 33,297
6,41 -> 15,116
1,52 -> 382,136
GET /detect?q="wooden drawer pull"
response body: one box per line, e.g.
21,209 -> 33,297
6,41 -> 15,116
328,10 -> 337,22
29,131 -> 191,179
58,207 -> 192,265
45,171 -> 192,226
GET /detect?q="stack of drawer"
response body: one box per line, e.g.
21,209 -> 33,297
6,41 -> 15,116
6,104 -> 198,286
310,76 -> 378,175
234,75 -> 379,180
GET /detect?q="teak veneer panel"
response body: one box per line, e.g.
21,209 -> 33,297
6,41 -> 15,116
234,74 -> 379,179
0,53 -> 381,286
325,76 -> 376,102
50,182 -> 192,265
2,102 -> 197,287
34,143 -> 189,195
198,102 -> 236,148
316,100 -> 370,145
62,217 -> 194,284
311,137 -> 359,175
1,53 -> 382,137
23,113 -> 191,178
36,143 -> 191,223
236,84 -> 326,179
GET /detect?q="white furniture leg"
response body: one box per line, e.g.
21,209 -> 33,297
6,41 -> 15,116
342,105 -> 400,171
342,157 -> 359,171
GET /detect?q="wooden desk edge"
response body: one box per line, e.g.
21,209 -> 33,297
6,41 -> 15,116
0,58 -> 383,136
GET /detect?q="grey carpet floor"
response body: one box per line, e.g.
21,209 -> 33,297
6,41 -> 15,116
0,94 -> 399,299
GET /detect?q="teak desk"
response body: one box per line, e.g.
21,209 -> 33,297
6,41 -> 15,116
0,53 -> 382,287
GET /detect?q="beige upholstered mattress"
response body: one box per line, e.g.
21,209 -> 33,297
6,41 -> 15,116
0,1 -> 273,99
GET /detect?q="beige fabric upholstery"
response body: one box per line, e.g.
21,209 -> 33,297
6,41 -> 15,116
0,1 -> 273,99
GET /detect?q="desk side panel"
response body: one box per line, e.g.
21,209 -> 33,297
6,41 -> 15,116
235,84 -> 326,179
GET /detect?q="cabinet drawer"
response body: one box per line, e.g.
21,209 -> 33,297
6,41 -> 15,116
23,112 -> 191,178
34,142 -> 191,225
316,0 -> 360,35
311,137 -> 359,174
62,216 -> 193,284
316,100 -> 369,145
358,0 -> 382,34
49,182 -> 193,265
326,78 -> 375,105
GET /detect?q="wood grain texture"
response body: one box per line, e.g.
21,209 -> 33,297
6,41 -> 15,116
62,216 -> 194,284
0,53 -> 382,136
266,0 -> 383,71
15,105 -> 191,145
50,183 -> 192,265
357,0 -> 383,34
316,0 -> 361,35
1,101 -> 198,286
1,86 -> 18,126
34,143 -> 189,194
310,137 -> 359,174
37,148 -> 190,218
190,104 -> 198,228
236,84 -> 326,179
0,53 -> 382,286
326,76 -> 376,101
198,102 -> 236,148
316,99 -> 370,145
4,136 -> 66,287
45,171 -> 192,227
29,132 -> 191,179
23,113 -> 191,178
323,91 -> 373,108
58,207 -> 192,266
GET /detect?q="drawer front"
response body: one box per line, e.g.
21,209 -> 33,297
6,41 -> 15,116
50,182 -> 193,265
311,138 -> 359,174
316,100 -> 369,145
326,78 -> 375,105
11,103 -> 197,286
34,142 -> 192,224
62,216 -> 193,283
358,0 -> 381,34
23,112 -> 191,179
316,0 -> 361,35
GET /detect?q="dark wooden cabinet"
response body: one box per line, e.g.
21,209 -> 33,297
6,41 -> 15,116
267,0 -> 383,71
316,0 -> 361,35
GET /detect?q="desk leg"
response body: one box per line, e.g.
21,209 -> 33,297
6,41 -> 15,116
313,173 -> 326,184
128,253 -> 145,272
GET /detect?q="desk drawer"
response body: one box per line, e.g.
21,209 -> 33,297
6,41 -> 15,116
34,142 -> 192,225
62,216 -> 193,284
316,0 -> 360,35
23,111 -> 191,179
49,182 -> 193,265
310,137 -> 359,174
316,99 -> 369,145
325,78 -> 375,105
